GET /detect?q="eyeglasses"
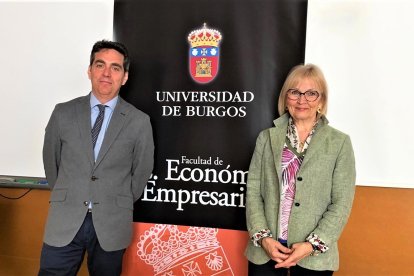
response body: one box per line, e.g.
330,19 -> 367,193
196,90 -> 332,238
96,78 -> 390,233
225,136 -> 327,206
287,89 -> 320,102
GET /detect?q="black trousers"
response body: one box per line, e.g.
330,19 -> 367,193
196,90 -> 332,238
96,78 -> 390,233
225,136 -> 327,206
248,260 -> 334,276
39,212 -> 125,276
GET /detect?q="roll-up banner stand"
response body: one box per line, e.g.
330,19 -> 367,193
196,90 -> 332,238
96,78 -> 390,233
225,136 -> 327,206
114,0 -> 307,274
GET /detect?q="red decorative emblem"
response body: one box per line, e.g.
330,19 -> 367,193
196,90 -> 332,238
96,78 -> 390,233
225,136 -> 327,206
188,23 -> 222,84
136,224 -> 233,275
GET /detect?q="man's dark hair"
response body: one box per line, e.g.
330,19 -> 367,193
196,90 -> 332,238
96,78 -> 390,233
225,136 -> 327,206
90,40 -> 130,72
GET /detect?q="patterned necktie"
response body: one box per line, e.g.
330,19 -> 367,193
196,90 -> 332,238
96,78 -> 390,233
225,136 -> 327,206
91,104 -> 106,149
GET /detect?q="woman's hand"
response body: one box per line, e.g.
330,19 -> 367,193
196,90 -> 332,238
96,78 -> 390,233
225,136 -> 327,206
274,242 -> 313,268
260,237 -> 293,263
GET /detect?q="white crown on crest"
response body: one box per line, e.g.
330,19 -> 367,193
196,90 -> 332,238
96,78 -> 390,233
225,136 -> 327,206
188,23 -> 222,47
137,224 -> 220,274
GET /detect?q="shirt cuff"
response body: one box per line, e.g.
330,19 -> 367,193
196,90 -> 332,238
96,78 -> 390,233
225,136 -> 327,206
251,229 -> 272,247
306,233 -> 329,253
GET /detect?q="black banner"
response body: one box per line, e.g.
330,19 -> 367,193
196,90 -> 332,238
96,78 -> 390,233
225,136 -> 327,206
114,0 -> 307,230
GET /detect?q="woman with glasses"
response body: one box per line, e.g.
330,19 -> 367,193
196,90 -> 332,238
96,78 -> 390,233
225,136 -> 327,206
245,64 -> 356,275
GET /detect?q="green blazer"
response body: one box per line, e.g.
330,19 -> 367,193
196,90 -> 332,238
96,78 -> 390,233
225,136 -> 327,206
245,113 -> 356,271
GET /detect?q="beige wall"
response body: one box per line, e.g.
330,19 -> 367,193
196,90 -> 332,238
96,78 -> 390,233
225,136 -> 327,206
1,186 -> 413,275
337,186 -> 414,275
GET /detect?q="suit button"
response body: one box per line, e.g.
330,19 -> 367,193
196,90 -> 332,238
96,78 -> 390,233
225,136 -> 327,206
91,176 -> 98,181
297,177 -> 303,181
83,201 -> 89,206
295,202 -> 300,207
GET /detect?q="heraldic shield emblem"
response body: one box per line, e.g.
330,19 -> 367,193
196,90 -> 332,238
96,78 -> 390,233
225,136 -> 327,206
188,23 -> 222,84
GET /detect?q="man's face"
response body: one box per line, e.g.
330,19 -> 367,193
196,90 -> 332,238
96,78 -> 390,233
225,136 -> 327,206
88,49 -> 128,102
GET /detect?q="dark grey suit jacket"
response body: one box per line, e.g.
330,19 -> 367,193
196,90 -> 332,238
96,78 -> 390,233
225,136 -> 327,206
43,94 -> 154,251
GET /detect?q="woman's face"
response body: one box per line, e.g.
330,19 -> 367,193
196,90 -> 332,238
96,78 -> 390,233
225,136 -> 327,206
286,78 -> 321,123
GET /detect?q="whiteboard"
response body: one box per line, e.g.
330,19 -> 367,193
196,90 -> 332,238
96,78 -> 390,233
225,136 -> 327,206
0,0 -> 113,178
306,0 -> 414,188
1,0 -> 412,189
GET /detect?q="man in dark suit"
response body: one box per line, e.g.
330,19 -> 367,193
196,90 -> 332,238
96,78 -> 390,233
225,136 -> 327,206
39,40 -> 154,275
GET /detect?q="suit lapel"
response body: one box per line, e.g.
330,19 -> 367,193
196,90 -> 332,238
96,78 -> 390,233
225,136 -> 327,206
300,117 -> 329,168
76,95 -> 95,166
270,114 -> 289,185
94,98 -> 128,168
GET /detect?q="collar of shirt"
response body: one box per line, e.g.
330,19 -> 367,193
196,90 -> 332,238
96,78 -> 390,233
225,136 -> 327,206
90,93 -> 118,111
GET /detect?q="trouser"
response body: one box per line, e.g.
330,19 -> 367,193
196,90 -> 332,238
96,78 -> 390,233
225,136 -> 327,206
39,212 -> 125,276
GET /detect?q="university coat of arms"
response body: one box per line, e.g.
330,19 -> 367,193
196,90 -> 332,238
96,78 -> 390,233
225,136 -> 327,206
188,23 -> 222,84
